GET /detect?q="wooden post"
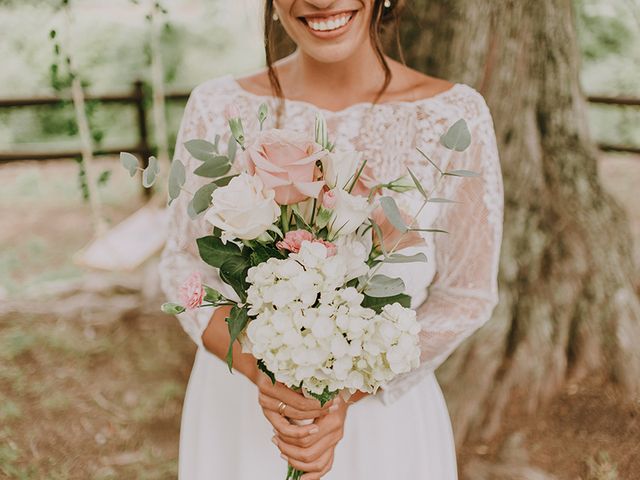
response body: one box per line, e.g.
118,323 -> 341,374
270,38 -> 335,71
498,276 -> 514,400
133,80 -> 152,198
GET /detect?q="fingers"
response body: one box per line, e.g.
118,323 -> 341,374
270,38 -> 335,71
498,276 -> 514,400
258,392 -> 330,420
283,446 -> 334,475
258,379 -> 333,413
263,409 -> 320,438
274,429 -> 341,465
300,456 -> 334,480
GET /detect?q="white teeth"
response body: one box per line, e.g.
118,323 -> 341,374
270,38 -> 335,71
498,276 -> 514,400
307,13 -> 351,32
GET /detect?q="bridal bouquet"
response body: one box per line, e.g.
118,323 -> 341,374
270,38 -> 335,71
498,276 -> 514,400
121,101 -> 474,480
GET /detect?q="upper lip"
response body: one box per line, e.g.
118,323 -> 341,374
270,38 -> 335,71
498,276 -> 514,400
299,9 -> 357,20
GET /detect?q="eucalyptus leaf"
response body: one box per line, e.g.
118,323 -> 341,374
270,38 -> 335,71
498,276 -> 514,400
190,183 -> 217,215
187,200 -> 198,220
416,147 -> 442,174
203,285 -> 223,303
225,306 -> 249,371
369,218 -> 387,256
120,152 -> 139,177
444,169 -> 480,177
213,174 -> 237,187
428,197 -> 458,203
409,228 -> 449,234
384,252 -> 428,264
258,103 -> 268,129
407,168 -> 428,200
363,274 -> 406,298
380,196 -> 408,233
440,119 -> 471,152
194,158 -> 231,178
184,139 -> 218,162
168,159 -> 186,201
142,156 -> 159,188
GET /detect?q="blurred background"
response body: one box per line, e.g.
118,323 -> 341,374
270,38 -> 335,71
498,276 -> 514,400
0,0 -> 638,479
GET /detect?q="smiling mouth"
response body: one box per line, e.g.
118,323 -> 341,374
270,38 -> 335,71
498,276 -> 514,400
300,11 -> 356,33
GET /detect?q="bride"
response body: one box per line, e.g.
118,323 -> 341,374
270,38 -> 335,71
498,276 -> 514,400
159,0 -> 503,478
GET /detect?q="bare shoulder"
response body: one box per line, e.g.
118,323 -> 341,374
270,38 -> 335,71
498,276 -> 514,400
388,60 -> 456,102
235,68 -> 273,96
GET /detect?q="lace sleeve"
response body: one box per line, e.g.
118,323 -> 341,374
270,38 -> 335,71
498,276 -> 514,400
158,86 -> 236,348
378,97 -> 504,405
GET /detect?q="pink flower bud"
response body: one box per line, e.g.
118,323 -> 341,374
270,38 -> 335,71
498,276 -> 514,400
322,189 -> 337,209
179,272 -> 205,310
224,103 -> 240,121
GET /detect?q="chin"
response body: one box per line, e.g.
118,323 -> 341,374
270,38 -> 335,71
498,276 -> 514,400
302,43 -> 362,64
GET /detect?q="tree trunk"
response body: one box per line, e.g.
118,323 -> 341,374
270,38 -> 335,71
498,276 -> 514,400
398,0 -> 640,444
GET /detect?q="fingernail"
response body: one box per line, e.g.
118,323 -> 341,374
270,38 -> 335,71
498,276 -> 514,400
308,426 -> 319,435
271,436 -> 278,446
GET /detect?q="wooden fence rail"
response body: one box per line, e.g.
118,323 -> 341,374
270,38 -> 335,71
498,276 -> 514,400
0,84 -> 638,164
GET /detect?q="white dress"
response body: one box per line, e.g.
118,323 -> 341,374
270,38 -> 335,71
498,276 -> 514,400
159,74 -> 503,479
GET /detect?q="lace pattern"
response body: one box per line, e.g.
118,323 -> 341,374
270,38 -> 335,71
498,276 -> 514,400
159,74 -> 504,405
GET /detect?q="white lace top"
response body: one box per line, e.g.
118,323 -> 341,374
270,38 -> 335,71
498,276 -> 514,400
159,74 -> 503,405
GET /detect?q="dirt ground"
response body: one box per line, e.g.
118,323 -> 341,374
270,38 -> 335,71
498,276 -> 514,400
1,155 -> 639,479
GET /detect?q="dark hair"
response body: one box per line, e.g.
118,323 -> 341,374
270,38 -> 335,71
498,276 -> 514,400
263,0 -> 406,122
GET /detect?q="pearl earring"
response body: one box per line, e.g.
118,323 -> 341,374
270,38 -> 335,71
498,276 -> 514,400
384,0 -> 391,7
273,12 -> 279,21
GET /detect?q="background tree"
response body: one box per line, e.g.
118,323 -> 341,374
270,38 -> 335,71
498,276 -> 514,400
397,0 -> 640,444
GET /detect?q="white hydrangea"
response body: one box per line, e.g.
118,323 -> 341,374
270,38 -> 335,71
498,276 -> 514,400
240,240 -> 421,396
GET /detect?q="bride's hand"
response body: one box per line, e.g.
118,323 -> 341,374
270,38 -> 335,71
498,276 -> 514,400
256,372 -> 336,424
272,395 -> 349,480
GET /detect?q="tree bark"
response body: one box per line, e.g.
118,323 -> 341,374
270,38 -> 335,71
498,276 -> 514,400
398,0 -> 640,444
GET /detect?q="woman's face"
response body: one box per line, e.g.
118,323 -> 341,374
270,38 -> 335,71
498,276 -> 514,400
273,0 -> 374,64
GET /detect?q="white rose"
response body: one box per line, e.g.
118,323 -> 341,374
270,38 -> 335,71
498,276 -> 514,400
322,151 -> 362,190
204,173 -> 280,241
328,189 -> 373,237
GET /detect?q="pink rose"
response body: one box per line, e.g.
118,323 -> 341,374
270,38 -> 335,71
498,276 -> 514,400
179,272 -> 206,310
242,129 -> 325,205
350,162 -> 381,197
276,230 -> 314,253
224,103 -> 240,121
276,230 -> 337,257
371,206 -> 425,252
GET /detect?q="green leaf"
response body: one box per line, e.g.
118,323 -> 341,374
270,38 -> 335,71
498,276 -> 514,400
416,147 -> 442,174
193,157 -> 231,178
225,306 -> 249,371
380,196 -> 408,233
428,197 -> 458,203
220,256 -> 250,302
407,168 -> 428,200
384,252 -> 428,264
227,135 -> 237,164
203,285 -> 223,303
213,174 -> 237,187
440,119 -> 471,152
250,242 -> 285,267
196,236 -> 243,268
362,293 -> 412,313
444,169 -> 480,177
184,139 -> 218,162
363,274 -> 406,298
120,152 -> 139,177
258,103 -> 268,128
187,200 -> 198,220
161,302 -> 185,315
409,228 -> 449,234
369,218 -> 387,256
307,386 -> 338,407
257,359 -> 275,384
189,183 -> 217,216
142,156 -> 159,188
168,159 -> 186,201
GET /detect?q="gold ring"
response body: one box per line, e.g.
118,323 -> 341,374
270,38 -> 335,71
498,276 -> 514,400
278,401 -> 287,416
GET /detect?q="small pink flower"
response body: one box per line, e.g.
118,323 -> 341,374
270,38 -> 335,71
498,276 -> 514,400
179,272 -> 206,310
322,189 -> 337,209
224,103 -> 240,121
276,230 -> 314,253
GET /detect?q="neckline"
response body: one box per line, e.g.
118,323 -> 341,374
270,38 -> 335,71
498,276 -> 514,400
224,74 -> 462,115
